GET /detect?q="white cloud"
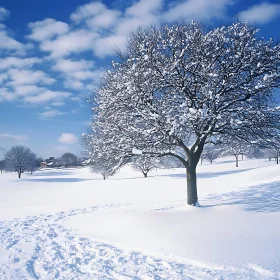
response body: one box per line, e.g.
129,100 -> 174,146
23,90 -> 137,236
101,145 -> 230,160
58,133 -> 78,144
164,0 -> 233,22
24,89 -> 72,104
0,7 -> 10,21
238,2 -> 280,24
51,58 -> 100,89
52,101 -> 65,107
7,69 -> 55,86
92,0 -> 163,57
39,109 -> 64,118
0,73 -> 8,83
28,18 -> 69,41
0,25 -> 25,52
40,29 -> 97,57
12,85 -> 42,96
70,2 -> 121,30
0,88 -> 16,101
64,79 -> 85,90
0,57 -> 42,70
51,58 -> 94,73
0,133 -> 28,141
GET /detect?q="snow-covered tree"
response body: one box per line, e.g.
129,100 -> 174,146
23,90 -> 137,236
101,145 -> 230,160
221,139 -> 251,167
26,151 -> 37,174
203,146 -> 221,164
85,21 -> 280,205
82,130 -> 124,180
263,137 -> 280,164
132,155 -> 157,177
4,146 -> 37,178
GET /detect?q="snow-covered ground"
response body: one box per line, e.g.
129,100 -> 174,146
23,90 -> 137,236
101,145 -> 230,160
0,158 -> 280,279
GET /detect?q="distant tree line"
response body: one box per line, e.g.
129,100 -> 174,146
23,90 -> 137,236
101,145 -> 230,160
0,147 -> 84,178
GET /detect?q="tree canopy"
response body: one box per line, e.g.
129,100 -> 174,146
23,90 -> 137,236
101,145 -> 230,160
84,21 -> 280,205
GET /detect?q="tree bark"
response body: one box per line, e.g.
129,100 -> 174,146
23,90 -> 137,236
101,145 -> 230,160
142,171 -> 148,178
186,167 -> 198,206
235,155 -> 238,167
18,172 -> 21,178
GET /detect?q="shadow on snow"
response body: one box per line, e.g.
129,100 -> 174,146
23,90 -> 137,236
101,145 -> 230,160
205,181 -> 280,212
22,178 -> 97,183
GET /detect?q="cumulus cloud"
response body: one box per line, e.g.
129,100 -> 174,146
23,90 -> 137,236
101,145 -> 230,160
0,25 -> 26,52
24,89 -> 72,104
58,133 -> 78,144
239,2 -> 280,24
0,88 -> 16,101
28,18 -> 69,41
70,2 -> 121,30
7,69 -> 55,86
0,7 -> 10,21
51,58 -> 101,89
40,29 -> 97,58
0,133 -> 28,141
0,73 -> 8,83
51,58 -> 94,73
0,57 -> 42,70
92,0 -> 163,57
164,0 -> 233,22
12,85 -> 42,97
39,109 -> 64,118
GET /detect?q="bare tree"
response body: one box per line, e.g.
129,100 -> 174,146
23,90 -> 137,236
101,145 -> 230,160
85,21 -> 280,205
4,146 -> 37,178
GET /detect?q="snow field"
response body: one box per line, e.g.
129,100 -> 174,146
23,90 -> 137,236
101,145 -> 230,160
0,158 -> 280,279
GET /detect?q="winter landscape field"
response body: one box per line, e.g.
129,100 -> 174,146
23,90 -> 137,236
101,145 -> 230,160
0,158 -> 279,280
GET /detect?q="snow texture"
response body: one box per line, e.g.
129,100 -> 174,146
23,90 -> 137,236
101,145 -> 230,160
0,158 -> 280,279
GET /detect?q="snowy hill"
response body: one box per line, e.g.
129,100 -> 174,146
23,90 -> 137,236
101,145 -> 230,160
0,158 -> 279,279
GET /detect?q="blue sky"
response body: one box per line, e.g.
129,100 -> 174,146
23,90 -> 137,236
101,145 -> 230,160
0,0 -> 280,160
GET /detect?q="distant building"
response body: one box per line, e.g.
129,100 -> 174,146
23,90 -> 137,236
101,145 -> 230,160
41,162 -> 47,167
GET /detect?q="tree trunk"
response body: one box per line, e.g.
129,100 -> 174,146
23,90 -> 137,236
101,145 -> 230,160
235,155 -> 238,167
186,167 -> 198,206
18,172 -> 21,178
142,171 -> 148,178
277,156 -> 279,165
241,154 -> 244,160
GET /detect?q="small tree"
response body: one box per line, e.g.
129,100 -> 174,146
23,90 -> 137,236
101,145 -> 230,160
91,156 -> 119,180
132,155 -> 157,177
203,146 -> 221,164
264,140 -> 280,164
0,160 -> 5,173
4,146 -> 37,178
